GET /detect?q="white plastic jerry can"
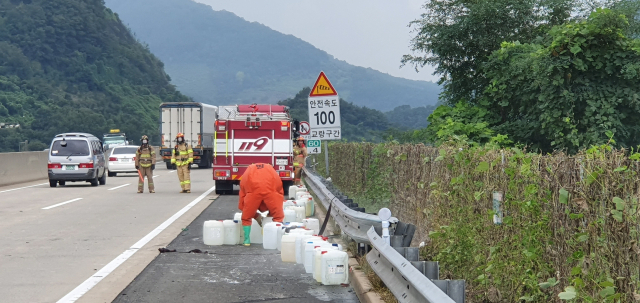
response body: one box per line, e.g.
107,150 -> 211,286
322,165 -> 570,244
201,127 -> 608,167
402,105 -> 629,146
298,235 -> 321,265
280,234 -> 298,263
284,208 -> 297,223
304,240 -> 326,273
250,219 -> 263,244
293,206 -> 305,223
299,196 -> 314,217
288,186 -> 298,199
223,220 -> 240,245
263,216 -> 274,226
203,220 -> 224,246
262,222 -> 280,250
276,224 -> 286,251
314,244 -> 338,282
303,218 -> 320,235
321,250 -> 349,285
296,191 -> 310,200
283,200 -> 297,208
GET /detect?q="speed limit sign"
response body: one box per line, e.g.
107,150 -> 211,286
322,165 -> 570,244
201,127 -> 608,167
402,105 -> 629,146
308,72 -> 341,140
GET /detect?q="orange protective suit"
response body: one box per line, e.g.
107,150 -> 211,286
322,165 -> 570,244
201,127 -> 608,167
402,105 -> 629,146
238,163 -> 285,226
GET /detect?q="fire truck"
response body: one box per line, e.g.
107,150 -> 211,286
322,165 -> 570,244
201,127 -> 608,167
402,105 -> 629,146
213,104 -> 295,195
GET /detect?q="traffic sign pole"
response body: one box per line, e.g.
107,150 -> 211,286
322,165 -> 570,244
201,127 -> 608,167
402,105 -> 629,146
324,141 -> 329,176
308,71 -> 341,177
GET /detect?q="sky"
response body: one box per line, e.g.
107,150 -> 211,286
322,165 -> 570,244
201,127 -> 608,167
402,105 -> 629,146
194,0 -> 439,83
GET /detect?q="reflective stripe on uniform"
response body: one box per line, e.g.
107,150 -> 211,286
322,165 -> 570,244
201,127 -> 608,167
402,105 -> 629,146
171,159 -> 176,164
184,180 -> 191,184
140,163 -> 152,167
140,154 -> 151,158
188,158 -> 194,163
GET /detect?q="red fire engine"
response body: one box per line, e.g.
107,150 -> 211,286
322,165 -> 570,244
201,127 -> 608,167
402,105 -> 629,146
213,104 -> 295,195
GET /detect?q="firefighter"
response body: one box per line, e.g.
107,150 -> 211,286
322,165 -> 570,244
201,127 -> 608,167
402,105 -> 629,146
293,137 -> 308,186
171,133 -> 193,193
135,135 -> 156,193
238,163 -> 285,246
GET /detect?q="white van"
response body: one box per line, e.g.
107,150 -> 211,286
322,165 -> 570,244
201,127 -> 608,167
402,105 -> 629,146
48,133 -> 107,187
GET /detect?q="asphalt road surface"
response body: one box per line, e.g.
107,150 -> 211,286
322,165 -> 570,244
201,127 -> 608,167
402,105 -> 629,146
111,192 -> 359,303
0,165 -> 217,303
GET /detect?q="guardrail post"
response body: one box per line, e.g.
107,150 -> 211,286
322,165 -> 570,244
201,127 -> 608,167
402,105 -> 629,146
448,280 -> 466,303
425,261 -> 439,280
390,235 -> 404,247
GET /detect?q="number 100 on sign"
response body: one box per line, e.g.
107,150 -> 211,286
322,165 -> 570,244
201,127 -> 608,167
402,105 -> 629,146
308,96 -> 341,140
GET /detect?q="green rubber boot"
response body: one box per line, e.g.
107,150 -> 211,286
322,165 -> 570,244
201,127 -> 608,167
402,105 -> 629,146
243,226 -> 251,246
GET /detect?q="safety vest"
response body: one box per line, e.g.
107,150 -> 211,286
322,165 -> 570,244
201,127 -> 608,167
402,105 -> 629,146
171,143 -> 194,166
136,146 -> 156,168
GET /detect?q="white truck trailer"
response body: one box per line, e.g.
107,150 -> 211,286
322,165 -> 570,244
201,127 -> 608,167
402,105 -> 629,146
159,102 -> 218,169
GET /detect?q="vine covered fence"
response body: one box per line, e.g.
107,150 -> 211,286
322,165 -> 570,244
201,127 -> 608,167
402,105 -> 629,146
315,142 -> 640,302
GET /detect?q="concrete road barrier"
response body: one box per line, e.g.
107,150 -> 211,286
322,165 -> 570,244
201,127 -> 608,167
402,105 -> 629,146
0,151 -> 48,187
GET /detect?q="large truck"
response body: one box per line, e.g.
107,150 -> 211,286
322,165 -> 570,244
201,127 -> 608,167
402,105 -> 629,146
102,130 -> 128,150
213,104 -> 295,195
159,102 -> 218,169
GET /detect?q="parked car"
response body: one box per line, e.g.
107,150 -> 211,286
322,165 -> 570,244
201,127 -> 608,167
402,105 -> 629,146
48,133 -> 107,187
107,145 -> 139,177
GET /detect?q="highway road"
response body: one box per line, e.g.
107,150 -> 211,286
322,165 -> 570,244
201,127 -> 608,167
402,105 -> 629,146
111,193 -> 358,303
0,166 -> 217,303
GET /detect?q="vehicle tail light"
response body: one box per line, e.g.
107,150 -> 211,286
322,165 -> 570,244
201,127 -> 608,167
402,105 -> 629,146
281,121 -> 289,131
109,157 -> 117,161
79,163 -> 94,169
278,171 -> 291,178
198,135 -> 202,146
133,157 -> 136,161
215,170 -> 229,177
48,163 -> 62,169
215,120 -> 226,131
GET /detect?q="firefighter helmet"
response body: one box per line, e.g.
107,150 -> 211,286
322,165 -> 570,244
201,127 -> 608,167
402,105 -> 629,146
140,135 -> 149,141
296,137 -> 305,141
176,133 -> 184,138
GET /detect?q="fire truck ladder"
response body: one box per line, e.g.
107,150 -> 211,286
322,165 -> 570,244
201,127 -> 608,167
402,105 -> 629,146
213,130 -> 229,164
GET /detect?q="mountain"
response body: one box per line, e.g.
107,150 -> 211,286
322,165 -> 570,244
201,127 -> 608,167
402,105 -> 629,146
0,0 -> 190,152
104,0 -> 441,111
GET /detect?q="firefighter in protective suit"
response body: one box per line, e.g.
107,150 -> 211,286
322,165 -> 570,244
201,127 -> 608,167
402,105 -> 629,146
238,163 -> 285,246
293,137 -> 308,186
171,133 -> 193,193
135,135 -> 156,193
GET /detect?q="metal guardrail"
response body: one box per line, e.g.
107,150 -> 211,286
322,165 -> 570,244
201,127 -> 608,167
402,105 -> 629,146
303,167 -> 465,303
367,227 -> 464,303
304,168 -> 395,244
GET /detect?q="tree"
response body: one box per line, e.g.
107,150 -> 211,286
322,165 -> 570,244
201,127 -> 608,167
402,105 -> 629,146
402,0 -> 576,105
423,101 -> 496,145
483,9 -> 640,152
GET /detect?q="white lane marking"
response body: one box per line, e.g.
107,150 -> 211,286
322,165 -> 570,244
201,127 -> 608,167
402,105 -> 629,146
168,170 -> 176,173
152,175 -> 159,178
0,182 -> 48,194
108,184 -> 130,191
42,198 -> 83,210
56,185 -> 216,303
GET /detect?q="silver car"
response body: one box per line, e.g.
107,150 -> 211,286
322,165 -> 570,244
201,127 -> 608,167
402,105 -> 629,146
47,133 -> 107,187
107,146 -> 139,177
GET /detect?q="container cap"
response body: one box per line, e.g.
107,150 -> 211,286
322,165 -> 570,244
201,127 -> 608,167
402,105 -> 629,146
322,251 -> 328,254
314,246 -> 320,248
332,244 -> 338,247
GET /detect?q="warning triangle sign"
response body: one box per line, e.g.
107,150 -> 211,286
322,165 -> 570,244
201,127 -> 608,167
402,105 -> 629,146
309,71 -> 338,97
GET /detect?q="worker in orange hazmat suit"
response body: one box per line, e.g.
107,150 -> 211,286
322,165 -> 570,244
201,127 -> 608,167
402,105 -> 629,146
238,163 -> 285,246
